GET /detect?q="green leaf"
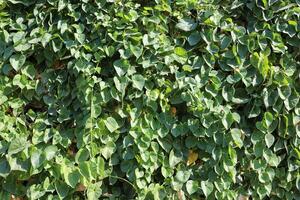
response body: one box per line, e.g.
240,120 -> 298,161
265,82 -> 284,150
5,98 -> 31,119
44,145 -> 58,161
296,175 -> 300,191
79,161 -> 92,181
65,169 -> 80,188
169,149 -> 182,168
96,157 -> 106,179
114,76 -> 128,94
206,43 -> 219,55
104,117 -> 119,133
265,133 -> 275,148
113,59 -> 130,76
278,86 -> 291,100
10,54 -> 26,71
201,181 -> 214,197
8,136 -> 27,155
58,0 -> 67,11
231,128 -> 243,148
220,36 -> 232,49
130,44 -> 143,58
132,74 -> 145,91
22,64 -> 36,79
75,148 -> 90,163
188,32 -> 201,46
87,182 -> 102,200
175,170 -> 191,183
55,181 -> 70,198
176,18 -> 197,31
0,159 -> 10,178
0,94 -> 8,105
222,85 -> 235,102
186,180 -> 199,195
182,65 -> 192,72
41,33 -> 52,47
263,149 -> 280,167
7,156 -> 29,172
74,33 -> 85,44
27,184 -> 46,199
222,112 -> 234,130
13,74 -> 26,89
174,47 -> 187,57
31,150 -> 45,169
250,52 -> 269,78
102,141 -> 116,160
264,112 -> 273,127
171,124 -> 187,137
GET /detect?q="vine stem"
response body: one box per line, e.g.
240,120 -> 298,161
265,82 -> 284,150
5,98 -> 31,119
108,175 -> 138,193
90,87 -> 94,144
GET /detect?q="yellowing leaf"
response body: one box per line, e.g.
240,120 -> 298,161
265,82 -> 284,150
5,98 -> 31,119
187,150 -> 198,166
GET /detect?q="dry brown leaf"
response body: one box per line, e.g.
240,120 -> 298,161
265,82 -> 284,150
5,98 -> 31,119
170,107 -> 177,117
53,60 -> 65,70
238,194 -> 249,200
76,183 -> 86,192
177,190 -> 183,200
187,149 -> 198,166
10,195 -> 23,200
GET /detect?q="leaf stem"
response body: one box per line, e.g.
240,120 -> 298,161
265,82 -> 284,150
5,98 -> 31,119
108,175 -> 138,193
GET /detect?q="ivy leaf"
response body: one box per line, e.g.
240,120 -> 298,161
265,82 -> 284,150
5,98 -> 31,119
75,148 -> 90,163
114,76 -> 128,94
176,18 -> 197,31
278,86 -> 291,100
265,133 -> 275,148
130,44 -> 143,58
0,159 -> 10,178
58,0 -> 67,11
87,182 -> 102,200
31,150 -> 45,169
132,74 -> 145,91
102,141 -> 116,160
231,128 -> 243,148
174,47 -> 187,57
79,161 -> 92,181
264,112 -> 273,127
175,170 -> 191,183
222,112 -> 234,130
65,169 -> 80,188
104,117 -> 119,133
201,181 -> 214,197
169,149 -> 182,168
8,137 -> 28,156
44,145 -> 58,160
296,175 -> 300,191
10,54 -> 26,71
250,52 -> 269,79
113,59 -> 130,76
188,32 -> 201,46
186,180 -> 199,195
55,181 -> 70,199
97,157 -> 106,179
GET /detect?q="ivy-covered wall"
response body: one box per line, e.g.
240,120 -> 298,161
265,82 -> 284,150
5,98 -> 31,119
0,0 -> 300,199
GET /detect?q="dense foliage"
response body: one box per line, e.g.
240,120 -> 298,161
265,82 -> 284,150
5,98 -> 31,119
0,0 -> 300,199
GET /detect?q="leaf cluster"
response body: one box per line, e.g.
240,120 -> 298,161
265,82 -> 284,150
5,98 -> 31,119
0,0 -> 300,199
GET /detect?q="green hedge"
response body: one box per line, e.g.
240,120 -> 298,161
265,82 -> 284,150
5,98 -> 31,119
0,0 -> 300,199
